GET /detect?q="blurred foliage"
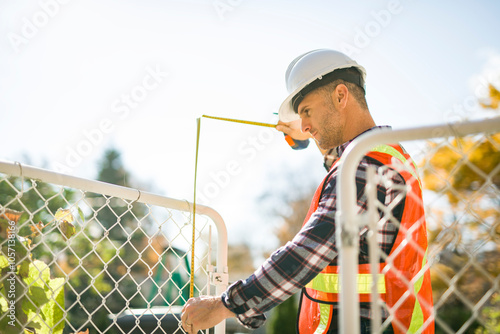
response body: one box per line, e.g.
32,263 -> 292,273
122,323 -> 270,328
423,133 -> 500,204
227,244 -> 255,281
0,205 -> 71,334
479,84 -> 500,109
474,292 -> 500,333
422,84 -> 500,333
267,294 -> 298,334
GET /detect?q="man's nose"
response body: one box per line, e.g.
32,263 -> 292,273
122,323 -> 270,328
301,118 -> 311,133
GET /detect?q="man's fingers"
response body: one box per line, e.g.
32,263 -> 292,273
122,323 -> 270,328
181,316 -> 190,333
181,295 -> 232,332
276,124 -> 289,134
181,298 -> 194,332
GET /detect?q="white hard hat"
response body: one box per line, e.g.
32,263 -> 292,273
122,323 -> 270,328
278,49 -> 367,122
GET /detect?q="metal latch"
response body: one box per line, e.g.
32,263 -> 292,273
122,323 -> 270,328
210,272 -> 229,286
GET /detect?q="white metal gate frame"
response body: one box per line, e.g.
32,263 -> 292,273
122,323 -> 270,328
336,117 -> 500,334
0,160 -> 229,334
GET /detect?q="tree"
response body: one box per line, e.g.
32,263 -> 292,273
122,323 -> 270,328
227,244 -> 255,281
60,147 -> 156,332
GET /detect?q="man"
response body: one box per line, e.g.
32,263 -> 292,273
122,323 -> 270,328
181,49 -> 434,333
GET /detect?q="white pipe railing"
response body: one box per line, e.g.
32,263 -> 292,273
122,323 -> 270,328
0,160 -> 229,334
336,117 -> 500,334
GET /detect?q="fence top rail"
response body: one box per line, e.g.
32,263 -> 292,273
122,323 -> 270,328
0,159 -> 228,249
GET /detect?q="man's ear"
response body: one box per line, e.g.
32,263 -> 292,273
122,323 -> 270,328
332,84 -> 349,109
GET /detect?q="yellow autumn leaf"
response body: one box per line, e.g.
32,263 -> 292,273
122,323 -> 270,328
74,329 -> 89,334
55,208 -> 76,240
54,208 -> 74,223
481,84 -> 500,109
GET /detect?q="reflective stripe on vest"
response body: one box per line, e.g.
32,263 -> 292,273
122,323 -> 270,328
407,249 -> 429,333
316,304 -> 330,334
306,273 -> 386,295
371,144 -> 422,188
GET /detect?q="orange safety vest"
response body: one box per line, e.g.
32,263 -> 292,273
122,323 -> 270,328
297,144 -> 434,334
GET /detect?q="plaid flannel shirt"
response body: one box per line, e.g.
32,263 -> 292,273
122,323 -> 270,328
221,126 -> 405,329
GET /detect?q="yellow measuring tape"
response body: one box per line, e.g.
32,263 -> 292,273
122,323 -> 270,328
189,115 -> 277,298
190,118 -> 201,298
201,114 -> 277,128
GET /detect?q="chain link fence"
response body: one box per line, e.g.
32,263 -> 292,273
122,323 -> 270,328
420,131 -> 500,334
336,118 -> 500,334
0,161 -> 228,334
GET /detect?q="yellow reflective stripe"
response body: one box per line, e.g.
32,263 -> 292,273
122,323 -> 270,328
306,273 -> 339,292
358,274 -> 386,294
314,303 -> 331,334
306,273 -> 386,294
371,144 -> 422,188
408,250 -> 428,333
408,299 -> 424,334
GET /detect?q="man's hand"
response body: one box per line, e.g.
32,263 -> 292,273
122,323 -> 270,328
181,295 -> 235,333
276,120 -> 311,141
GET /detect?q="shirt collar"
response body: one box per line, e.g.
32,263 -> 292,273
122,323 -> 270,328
336,126 -> 392,158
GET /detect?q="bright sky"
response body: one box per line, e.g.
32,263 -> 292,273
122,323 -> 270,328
1,0 -> 499,253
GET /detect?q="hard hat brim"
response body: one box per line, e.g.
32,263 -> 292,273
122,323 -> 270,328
278,94 -> 301,122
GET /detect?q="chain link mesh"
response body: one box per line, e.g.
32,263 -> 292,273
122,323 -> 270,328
421,133 -> 500,334
363,132 -> 499,334
0,170 -> 218,334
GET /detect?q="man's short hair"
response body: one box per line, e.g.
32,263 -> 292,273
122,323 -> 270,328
316,67 -> 368,110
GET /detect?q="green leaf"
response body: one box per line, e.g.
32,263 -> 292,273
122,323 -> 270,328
0,254 -> 9,269
0,316 -> 23,334
25,260 -> 51,287
42,277 -> 65,334
23,261 -> 66,334
0,294 -> 8,312
59,220 -> 76,240
28,286 -> 49,307
15,299 -> 28,328
78,207 -> 85,223
54,208 -> 76,240
18,260 -> 30,279
54,208 -> 73,224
